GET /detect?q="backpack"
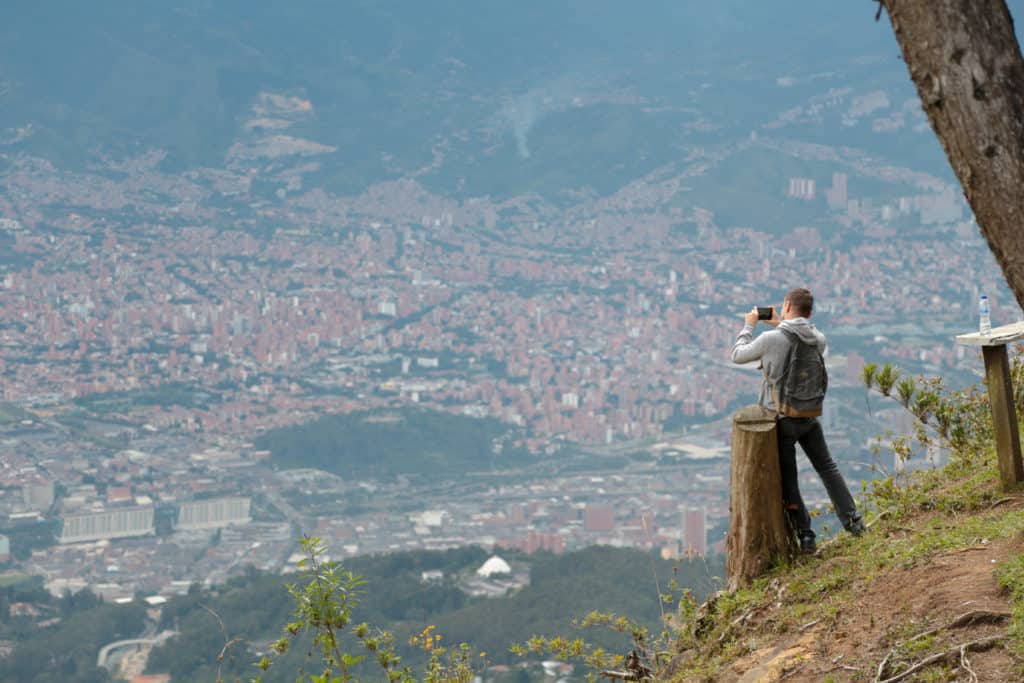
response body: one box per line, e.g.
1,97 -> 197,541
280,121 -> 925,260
773,328 -> 828,417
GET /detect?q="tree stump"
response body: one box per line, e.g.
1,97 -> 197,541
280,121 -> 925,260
726,405 -> 796,590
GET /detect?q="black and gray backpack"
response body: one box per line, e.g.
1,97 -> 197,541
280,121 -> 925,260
773,329 -> 828,417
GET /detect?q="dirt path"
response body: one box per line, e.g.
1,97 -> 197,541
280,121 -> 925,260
726,529 -> 1021,683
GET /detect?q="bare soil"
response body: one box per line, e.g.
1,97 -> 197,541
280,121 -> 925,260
722,496 -> 1024,683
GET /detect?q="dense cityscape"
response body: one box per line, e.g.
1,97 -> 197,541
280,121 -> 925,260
2,4 -> 1024,681
0,105 -> 1015,602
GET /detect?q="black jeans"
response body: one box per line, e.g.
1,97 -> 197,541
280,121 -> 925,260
776,416 -> 860,540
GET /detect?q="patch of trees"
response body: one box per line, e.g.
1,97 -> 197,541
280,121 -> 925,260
0,589 -> 145,683
1,520 -> 58,561
0,544 -> 721,683
73,382 -> 218,413
142,545 -> 722,683
255,408 -> 529,481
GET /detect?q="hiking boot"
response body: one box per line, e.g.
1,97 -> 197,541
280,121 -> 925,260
799,535 -> 817,554
845,518 -> 866,537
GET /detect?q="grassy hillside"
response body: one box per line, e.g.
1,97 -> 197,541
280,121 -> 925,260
659,457 -> 1024,682
650,362 -> 1024,682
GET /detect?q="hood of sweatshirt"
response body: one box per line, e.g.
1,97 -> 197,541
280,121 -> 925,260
778,317 -> 826,347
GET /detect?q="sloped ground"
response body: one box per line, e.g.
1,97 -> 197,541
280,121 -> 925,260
731,515 -> 1021,682
804,525 -> 1021,682
666,457 -> 1024,683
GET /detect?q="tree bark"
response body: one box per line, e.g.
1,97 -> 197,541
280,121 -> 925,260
880,0 -> 1024,309
726,406 -> 796,591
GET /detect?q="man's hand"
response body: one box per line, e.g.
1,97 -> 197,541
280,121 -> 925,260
765,306 -> 781,328
744,307 -> 759,327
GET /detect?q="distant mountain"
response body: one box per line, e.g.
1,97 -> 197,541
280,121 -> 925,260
0,1 -> 1008,201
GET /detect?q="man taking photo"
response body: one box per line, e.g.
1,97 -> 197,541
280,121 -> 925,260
730,287 -> 865,554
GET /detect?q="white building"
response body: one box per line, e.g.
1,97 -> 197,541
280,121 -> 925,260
787,177 -> 816,201
60,506 -> 155,544
177,497 -> 252,530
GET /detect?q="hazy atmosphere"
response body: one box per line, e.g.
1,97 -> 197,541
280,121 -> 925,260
2,2 -> 1024,682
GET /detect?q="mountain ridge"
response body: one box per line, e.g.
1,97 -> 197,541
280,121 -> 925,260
0,1 -> 943,201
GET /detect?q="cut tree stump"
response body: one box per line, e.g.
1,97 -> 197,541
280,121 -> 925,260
726,405 -> 796,590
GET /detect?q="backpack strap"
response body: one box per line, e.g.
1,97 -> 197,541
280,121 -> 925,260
772,329 -> 798,414
779,328 -> 823,359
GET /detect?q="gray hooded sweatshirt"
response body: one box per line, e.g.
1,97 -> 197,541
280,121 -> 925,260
730,317 -> 827,412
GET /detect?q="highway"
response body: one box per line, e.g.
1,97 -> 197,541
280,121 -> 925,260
96,630 -> 177,669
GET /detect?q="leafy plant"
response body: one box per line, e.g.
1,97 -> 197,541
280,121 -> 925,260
409,624 -> 479,683
863,361 -> 996,471
252,537 -> 485,683
862,362 -> 878,416
896,376 -> 915,408
996,551 -> 1024,672
510,569 -> 707,682
859,349 -> 1024,518
874,363 -> 899,398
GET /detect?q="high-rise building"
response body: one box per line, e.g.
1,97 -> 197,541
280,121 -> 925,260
176,497 -> 252,530
682,508 -> 707,557
522,530 -> 565,555
60,506 -> 155,544
826,173 -> 848,210
0,534 -> 9,562
787,177 -> 816,201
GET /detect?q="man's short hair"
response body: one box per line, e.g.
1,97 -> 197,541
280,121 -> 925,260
786,288 -> 814,317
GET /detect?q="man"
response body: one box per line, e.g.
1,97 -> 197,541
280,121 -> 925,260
730,287 -> 865,554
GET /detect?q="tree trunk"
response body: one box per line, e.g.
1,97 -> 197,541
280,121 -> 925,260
880,0 -> 1024,309
726,406 -> 796,591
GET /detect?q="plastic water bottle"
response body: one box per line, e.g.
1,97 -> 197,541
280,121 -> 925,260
979,295 -> 992,336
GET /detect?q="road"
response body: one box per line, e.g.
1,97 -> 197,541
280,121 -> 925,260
96,630 -> 177,669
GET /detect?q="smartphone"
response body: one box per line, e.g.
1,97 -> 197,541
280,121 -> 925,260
757,306 -> 774,321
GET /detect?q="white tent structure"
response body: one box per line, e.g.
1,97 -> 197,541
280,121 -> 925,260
475,555 -> 511,577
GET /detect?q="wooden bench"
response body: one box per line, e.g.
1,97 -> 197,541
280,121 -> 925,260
955,320 -> 1024,490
